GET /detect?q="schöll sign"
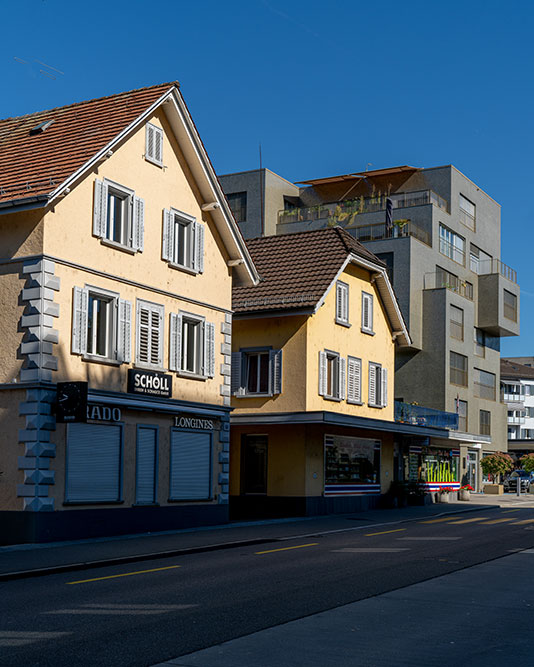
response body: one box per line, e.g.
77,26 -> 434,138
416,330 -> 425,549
128,369 -> 172,398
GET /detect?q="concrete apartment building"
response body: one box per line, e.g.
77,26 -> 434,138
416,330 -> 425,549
501,358 -> 534,460
220,165 -> 520,489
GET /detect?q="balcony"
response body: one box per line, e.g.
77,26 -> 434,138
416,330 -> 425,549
508,415 -> 526,425
395,401 -> 459,430
349,220 -> 431,246
503,393 -> 524,404
424,271 -> 474,300
277,189 -> 449,226
478,258 -> 517,284
477,268 -> 520,337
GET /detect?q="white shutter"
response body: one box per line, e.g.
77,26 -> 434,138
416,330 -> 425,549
347,357 -> 362,403
137,302 -> 164,367
336,283 -> 348,323
270,349 -> 283,395
204,321 -> 215,378
196,222 -> 205,273
117,299 -> 132,364
154,127 -> 163,164
93,179 -> 108,238
362,293 -> 374,332
382,367 -> 388,407
72,287 -> 88,354
319,351 -> 327,396
231,351 -> 244,396
162,209 -> 174,261
170,430 -> 211,500
169,312 -> 181,371
136,426 -> 157,505
339,357 -> 346,400
146,124 -> 155,161
133,196 -> 145,252
66,424 -> 121,502
369,363 -> 377,405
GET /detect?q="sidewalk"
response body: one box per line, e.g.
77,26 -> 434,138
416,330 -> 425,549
153,547 -> 534,667
0,498 -> 501,581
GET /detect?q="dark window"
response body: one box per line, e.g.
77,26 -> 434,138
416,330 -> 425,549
227,192 -> 247,223
374,252 -> 394,282
480,410 -> 491,436
241,435 -> 268,494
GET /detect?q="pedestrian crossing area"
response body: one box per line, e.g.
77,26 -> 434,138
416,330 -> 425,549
421,516 -> 534,526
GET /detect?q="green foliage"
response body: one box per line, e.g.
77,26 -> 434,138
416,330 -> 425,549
520,453 -> 534,473
480,452 -> 514,481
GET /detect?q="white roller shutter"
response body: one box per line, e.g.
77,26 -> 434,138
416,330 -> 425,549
170,430 -> 211,500
136,426 -> 157,504
66,423 -> 121,502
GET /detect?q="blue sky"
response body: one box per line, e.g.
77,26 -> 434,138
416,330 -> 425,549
2,0 -> 533,356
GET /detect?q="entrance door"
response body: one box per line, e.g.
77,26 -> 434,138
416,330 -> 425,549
241,435 -> 268,494
467,450 -> 478,491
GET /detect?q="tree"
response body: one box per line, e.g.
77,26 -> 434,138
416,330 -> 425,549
520,453 -> 534,473
480,452 -> 514,483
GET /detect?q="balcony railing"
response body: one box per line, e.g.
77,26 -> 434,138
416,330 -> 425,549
349,220 -> 431,247
277,189 -> 449,225
439,238 -> 465,266
508,416 -> 526,425
478,258 -> 517,284
503,393 -> 524,403
394,401 -> 459,430
424,271 -> 474,300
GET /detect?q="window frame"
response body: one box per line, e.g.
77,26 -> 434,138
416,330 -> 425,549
226,191 -> 247,223
93,178 -> 144,254
450,351 -> 468,387
232,347 -> 282,397
480,410 -> 491,436
361,291 -> 374,335
162,208 -> 204,275
503,289 -> 517,322
318,350 -> 345,402
180,312 -> 205,378
459,194 -> 476,231
473,368 -> 496,401
368,361 -> 385,408
450,304 -> 464,341
439,223 -> 465,266
347,355 -> 363,405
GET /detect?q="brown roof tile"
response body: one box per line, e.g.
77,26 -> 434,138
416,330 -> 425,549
0,82 -> 177,204
501,358 -> 534,380
233,227 -> 385,313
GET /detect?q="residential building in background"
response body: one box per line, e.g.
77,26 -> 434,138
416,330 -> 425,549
501,358 -> 534,460
0,83 -> 258,544
220,164 -> 520,490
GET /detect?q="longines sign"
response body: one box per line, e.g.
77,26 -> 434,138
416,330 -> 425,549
174,415 -> 214,430
128,369 -> 172,398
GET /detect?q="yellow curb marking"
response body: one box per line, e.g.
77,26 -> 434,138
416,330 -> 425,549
479,518 -> 515,525
365,528 -> 406,537
448,517 -> 489,524
67,565 -> 181,585
255,543 -> 318,555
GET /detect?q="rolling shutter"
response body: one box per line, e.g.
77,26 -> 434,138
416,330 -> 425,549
318,351 -> 327,396
72,287 -> 88,355
136,426 -> 157,504
66,423 -> 121,502
170,430 -> 211,500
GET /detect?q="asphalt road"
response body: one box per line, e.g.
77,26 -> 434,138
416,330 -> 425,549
2,506 -> 534,667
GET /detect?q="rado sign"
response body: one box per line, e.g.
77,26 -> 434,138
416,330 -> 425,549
128,369 -> 172,398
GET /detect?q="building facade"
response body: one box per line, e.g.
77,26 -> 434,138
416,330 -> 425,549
220,165 -> 519,490
501,358 -> 534,460
0,83 -> 258,544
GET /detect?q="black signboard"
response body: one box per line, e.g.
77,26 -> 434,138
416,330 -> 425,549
56,382 -> 88,423
128,369 -> 172,398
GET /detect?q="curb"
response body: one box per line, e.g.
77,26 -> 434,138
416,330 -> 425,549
0,504 -> 499,582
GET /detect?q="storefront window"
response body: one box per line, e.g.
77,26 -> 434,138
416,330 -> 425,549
325,435 -> 380,491
404,448 -> 458,484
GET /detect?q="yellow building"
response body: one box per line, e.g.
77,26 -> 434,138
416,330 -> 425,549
0,82 -> 258,544
230,227 -> 411,518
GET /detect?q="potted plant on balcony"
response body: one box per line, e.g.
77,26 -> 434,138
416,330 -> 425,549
459,484 -> 474,501
481,452 -> 514,495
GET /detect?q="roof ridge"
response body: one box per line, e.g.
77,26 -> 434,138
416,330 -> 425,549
0,81 -> 179,123
246,226 -> 339,243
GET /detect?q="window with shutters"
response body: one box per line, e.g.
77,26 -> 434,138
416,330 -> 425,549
232,348 -> 282,397
318,350 -> 345,401
136,300 -> 164,369
169,311 -> 215,379
93,179 -> 144,253
335,281 -> 350,326
162,208 -> 204,274
361,292 -> 374,334
347,356 -> 362,404
71,286 -> 131,364
145,123 -> 163,166
368,362 -> 387,408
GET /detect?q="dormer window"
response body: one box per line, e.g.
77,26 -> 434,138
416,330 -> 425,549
145,123 -> 163,166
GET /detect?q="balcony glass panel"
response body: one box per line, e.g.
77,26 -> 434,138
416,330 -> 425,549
394,401 -> 459,429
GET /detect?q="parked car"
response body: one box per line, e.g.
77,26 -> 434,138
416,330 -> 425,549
503,470 -> 534,493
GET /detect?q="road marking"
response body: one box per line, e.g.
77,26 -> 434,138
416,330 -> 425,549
365,528 -> 406,537
420,517 -> 457,524
516,549 -> 534,553
479,518 -> 515,525
448,517 -> 488,524
67,565 -> 181,585
255,543 -> 318,555
45,604 -> 195,616
0,631 -> 71,647
502,509 -> 521,513
511,519 -> 534,525
332,548 -> 410,553
397,537 -> 462,541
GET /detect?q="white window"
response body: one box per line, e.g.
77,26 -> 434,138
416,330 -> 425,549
319,351 -> 346,401
145,123 -> 163,166
93,179 -> 144,252
136,300 -> 164,368
336,281 -> 349,325
231,349 -> 282,397
163,209 -> 205,273
169,312 -> 215,378
361,292 -> 374,334
72,286 -> 131,363
347,356 -> 362,404
369,362 -> 387,408
439,224 -> 465,265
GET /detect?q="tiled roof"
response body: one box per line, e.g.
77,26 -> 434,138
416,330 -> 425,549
501,359 -> 534,380
0,82 -> 177,205
233,227 -> 385,313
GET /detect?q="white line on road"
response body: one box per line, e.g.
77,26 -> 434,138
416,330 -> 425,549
44,604 -> 196,616
0,631 -> 71,647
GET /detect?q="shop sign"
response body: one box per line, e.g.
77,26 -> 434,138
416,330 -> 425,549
174,415 -> 214,430
128,369 -> 172,398
87,404 -> 122,422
